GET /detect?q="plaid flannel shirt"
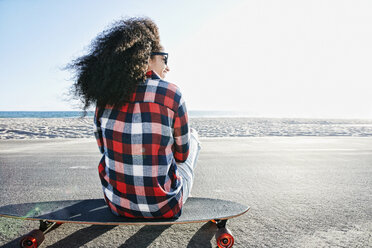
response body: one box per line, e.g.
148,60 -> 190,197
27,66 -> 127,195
94,71 -> 190,218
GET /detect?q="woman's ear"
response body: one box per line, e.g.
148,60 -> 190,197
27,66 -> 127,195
147,57 -> 152,71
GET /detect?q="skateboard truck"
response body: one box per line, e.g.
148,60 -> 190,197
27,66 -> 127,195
213,219 -> 234,248
20,220 -> 61,248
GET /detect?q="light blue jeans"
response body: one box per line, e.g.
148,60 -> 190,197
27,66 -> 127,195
177,129 -> 201,204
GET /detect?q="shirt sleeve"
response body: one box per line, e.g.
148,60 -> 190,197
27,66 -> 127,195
94,107 -> 104,154
173,100 -> 190,163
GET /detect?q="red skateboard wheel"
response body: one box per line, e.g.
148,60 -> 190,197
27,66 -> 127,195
215,227 -> 234,248
20,229 -> 45,248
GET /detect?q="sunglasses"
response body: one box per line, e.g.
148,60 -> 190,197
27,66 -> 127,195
151,52 -> 168,65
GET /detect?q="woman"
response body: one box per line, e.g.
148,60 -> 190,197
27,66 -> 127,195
69,17 -> 201,218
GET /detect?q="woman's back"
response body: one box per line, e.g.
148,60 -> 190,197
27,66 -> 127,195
94,72 -> 190,218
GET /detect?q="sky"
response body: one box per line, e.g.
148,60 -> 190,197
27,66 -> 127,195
1,0 -> 372,119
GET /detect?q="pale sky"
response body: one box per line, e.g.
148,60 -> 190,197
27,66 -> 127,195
1,0 -> 372,119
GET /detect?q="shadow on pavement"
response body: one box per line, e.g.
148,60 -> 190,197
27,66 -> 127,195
0,237 -> 22,248
1,222 -> 216,248
119,225 -> 171,247
48,225 -> 116,248
187,222 -> 216,248
0,225 -> 116,248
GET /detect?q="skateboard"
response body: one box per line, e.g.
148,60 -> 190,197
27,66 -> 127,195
0,197 -> 249,248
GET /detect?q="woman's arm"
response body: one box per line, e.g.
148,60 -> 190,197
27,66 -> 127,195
173,102 -> 190,162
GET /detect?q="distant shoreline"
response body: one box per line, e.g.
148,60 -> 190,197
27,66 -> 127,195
1,111 -> 372,120
0,110 -> 256,119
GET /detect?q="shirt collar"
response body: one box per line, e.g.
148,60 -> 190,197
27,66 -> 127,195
146,70 -> 161,80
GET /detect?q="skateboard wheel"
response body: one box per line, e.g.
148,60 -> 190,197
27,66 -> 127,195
215,227 -> 234,248
20,229 -> 45,248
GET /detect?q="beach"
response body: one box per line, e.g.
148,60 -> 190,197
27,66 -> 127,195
1,117 -> 372,139
0,118 -> 372,247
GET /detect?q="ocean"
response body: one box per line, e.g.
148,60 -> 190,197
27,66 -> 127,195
0,111 -> 94,118
0,111 -> 251,118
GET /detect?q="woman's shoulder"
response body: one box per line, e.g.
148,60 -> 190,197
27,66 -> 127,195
142,79 -> 183,110
146,79 -> 182,96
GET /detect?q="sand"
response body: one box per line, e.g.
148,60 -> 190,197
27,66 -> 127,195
1,117 -> 372,140
0,118 -> 93,139
0,136 -> 371,247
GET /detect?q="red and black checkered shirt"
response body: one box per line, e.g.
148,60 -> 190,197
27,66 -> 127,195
94,71 -> 190,218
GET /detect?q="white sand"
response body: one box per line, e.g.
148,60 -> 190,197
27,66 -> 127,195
0,118 -> 93,139
1,117 -> 372,139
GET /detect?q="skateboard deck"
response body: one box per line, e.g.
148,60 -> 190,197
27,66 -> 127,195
0,197 -> 249,248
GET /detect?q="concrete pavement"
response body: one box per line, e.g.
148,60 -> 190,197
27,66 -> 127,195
1,137 -> 371,247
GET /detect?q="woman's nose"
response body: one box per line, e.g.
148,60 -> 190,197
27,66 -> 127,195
165,65 -> 170,72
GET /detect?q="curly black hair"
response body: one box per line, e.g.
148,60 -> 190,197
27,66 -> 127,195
67,17 -> 163,114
